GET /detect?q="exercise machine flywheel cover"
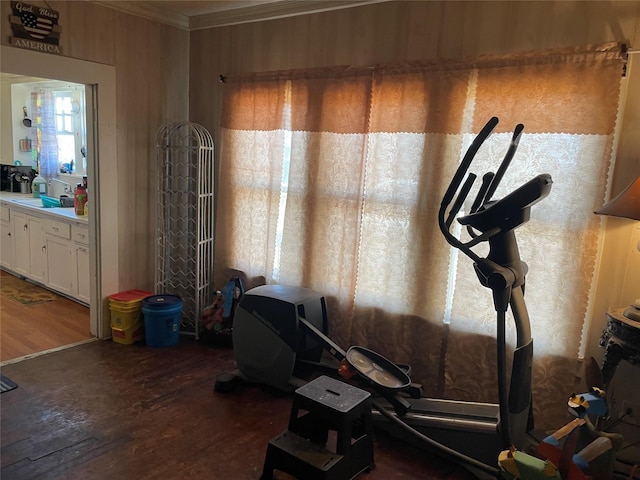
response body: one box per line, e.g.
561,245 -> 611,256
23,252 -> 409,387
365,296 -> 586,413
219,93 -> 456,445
346,346 -> 411,392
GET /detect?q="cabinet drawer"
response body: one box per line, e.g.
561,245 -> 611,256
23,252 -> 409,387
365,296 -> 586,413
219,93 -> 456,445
0,206 -> 9,223
43,219 -> 71,239
72,225 -> 89,245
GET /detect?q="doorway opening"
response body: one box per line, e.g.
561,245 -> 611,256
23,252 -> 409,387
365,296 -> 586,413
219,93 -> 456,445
2,43 -> 120,351
0,72 -> 93,363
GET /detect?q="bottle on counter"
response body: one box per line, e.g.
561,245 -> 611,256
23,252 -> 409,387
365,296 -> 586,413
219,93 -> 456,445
74,183 -> 87,216
31,174 -> 47,198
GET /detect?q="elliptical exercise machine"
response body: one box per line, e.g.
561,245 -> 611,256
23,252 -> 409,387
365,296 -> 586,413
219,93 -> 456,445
217,116 -> 553,477
371,116 -> 552,475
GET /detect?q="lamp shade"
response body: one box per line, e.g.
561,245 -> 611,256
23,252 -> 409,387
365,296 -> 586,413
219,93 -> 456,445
595,175 -> 640,221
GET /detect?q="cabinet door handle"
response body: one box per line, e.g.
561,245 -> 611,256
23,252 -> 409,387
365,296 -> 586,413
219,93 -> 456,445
42,245 -> 46,252
23,224 -> 28,230
78,247 -> 87,253
52,226 -> 59,232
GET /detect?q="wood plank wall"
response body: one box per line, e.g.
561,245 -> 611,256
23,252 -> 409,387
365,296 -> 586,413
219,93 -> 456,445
190,1 -> 640,150
188,0 -> 640,364
0,1 -> 638,354
0,1 -> 190,293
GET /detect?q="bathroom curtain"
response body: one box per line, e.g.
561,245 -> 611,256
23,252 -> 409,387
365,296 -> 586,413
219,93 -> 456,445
30,89 -> 58,178
216,44 -> 623,428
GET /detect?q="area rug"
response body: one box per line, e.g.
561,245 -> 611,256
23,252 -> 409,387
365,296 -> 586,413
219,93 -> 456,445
0,274 -> 58,305
0,374 -> 18,393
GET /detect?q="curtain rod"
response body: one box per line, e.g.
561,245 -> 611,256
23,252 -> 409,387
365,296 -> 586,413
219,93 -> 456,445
220,44 -> 634,82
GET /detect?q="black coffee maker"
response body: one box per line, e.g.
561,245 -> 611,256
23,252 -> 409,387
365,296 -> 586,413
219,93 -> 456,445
0,164 -> 36,193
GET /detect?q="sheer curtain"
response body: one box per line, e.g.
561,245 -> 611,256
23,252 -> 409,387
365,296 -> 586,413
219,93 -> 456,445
30,89 -> 58,178
216,44 -> 623,428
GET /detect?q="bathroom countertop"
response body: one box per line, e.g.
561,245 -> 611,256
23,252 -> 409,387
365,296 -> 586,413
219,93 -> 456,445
0,192 -> 89,224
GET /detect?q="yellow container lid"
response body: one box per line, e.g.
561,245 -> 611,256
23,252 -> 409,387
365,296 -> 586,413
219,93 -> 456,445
109,289 -> 153,304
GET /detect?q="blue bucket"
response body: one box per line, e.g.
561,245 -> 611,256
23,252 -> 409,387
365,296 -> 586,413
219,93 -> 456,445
142,295 -> 182,347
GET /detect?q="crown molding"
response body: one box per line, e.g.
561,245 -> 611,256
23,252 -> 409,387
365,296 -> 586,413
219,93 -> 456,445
189,0 -> 390,30
93,1 -> 190,30
93,1 -> 390,31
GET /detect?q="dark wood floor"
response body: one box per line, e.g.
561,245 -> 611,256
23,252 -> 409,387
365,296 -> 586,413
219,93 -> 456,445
0,338 -> 480,480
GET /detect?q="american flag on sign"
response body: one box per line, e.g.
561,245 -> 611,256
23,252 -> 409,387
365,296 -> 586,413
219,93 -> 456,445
20,12 -> 53,40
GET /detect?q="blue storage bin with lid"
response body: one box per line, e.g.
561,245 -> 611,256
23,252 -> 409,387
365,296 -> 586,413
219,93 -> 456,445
142,294 -> 182,347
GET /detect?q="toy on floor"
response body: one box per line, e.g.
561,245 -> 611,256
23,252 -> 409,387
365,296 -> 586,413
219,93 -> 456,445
499,386 -> 624,480
499,447 -> 561,479
567,387 -> 608,419
200,277 -> 244,338
536,416 -> 620,480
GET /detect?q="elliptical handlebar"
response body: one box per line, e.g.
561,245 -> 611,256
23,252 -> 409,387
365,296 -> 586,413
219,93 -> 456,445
438,117 -> 498,262
438,117 -> 552,266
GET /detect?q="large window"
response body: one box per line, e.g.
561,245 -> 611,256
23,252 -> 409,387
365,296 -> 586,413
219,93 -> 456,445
216,45 -> 623,429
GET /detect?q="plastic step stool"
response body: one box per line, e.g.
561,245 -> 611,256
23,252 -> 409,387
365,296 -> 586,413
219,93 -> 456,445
261,375 -> 375,480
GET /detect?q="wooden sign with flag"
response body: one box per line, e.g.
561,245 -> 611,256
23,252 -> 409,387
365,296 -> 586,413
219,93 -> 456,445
10,1 -> 62,55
